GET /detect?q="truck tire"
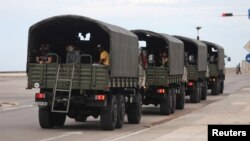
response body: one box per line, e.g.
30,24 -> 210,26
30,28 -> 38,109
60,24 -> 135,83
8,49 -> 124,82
116,94 -> 125,129
171,93 -> 176,114
190,82 -> 201,103
39,107 -> 66,128
176,85 -> 185,110
39,107 -> 53,128
160,91 -> 171,115
211,80 -> 220,95
100,95 -> 118,131
220,80 -> 224,94
201,80 -> 208,100
127,93 -> 142,124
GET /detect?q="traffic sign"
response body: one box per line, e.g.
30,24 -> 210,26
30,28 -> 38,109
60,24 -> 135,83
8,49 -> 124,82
246,54 -> 250,63
244,40 -> 250,52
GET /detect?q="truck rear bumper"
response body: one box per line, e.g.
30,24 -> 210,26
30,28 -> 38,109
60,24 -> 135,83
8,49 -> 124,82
34,101 -> 48,107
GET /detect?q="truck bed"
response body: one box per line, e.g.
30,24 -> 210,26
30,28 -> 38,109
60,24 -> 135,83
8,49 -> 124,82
208,64 -> 218,77
146,67 -> 182,86
28,63 -> 109,90
187,65 -> 206,80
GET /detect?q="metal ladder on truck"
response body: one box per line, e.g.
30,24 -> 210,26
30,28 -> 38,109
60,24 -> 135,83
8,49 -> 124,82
51,64 -> 75,113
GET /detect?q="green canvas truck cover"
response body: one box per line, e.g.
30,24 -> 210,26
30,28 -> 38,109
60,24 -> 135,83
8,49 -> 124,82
27,15 -> 138,78
131,30 -> 184,75
202,41 -> 225,71
174,36 -> 207,72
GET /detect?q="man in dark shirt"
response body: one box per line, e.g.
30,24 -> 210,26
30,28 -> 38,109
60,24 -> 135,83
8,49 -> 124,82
36,44 -> 52,64
66,45 -> 80,64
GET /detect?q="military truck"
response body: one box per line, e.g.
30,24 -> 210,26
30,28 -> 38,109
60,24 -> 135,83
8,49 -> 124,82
26,15 -> 142,130
131,30 -> 185,115
202,41 -> 225,95
174,36 -> 208,103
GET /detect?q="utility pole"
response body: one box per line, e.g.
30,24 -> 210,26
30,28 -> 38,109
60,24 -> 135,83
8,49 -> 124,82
196,26 -> 202,40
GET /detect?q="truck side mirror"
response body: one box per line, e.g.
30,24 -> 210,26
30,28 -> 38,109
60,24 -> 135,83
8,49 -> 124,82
227,57 -> 231,62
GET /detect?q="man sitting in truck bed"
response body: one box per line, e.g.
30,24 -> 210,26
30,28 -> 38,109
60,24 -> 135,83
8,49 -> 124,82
66,45 -> 80,64
98,44 -> 110,65
36,44 -> 53,64
160,52 -> 168,67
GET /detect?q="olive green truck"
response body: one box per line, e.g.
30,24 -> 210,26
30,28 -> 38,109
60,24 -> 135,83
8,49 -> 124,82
26,15 -> 142,130
203,41 -> 226,95
174,36 -> 208,103
131,30 -> 186,115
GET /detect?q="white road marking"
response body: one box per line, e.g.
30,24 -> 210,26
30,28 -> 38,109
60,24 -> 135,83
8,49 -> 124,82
2,105 -> 33,111
38,132 -> 82,141
101,127 -> 151,141
102,123 -> 165,141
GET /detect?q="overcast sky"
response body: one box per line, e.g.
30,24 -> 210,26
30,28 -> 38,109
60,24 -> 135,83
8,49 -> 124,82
0,0 -> 250,71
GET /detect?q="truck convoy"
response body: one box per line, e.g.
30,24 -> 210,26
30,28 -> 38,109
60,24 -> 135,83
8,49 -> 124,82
26,15 -> 228,130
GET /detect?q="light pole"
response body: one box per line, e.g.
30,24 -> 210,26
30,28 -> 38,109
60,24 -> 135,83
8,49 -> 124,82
196,26 -> 202,40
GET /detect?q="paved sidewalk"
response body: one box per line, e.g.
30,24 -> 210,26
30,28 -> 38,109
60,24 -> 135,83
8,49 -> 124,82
155,87 -> 250,141
116,87 -> 250,141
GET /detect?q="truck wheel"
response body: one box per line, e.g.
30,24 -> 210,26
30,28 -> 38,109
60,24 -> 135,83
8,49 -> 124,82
171,93 -> 176,114
116,94 -> 125,129
220,80 -> 224,94
39,107 -> 53,128
127,93 -> 142,124
190,82 -> 200,103
100,95 -> 118,131
176,85 -> 185,110
160,91 -> 171,115
211,80 -> 220,95
198,83 -> 202,102
201,80 -> 208,100
39,107 -> 66,128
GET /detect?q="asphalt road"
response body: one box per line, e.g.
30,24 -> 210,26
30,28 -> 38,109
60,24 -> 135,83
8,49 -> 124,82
0,74 -> 249,141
